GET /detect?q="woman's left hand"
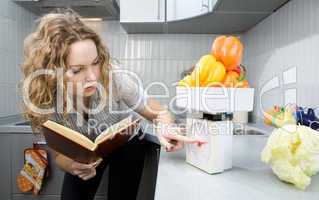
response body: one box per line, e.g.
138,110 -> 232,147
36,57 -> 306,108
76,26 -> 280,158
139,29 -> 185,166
156,124 -> 207,152
137,99 -> 207,152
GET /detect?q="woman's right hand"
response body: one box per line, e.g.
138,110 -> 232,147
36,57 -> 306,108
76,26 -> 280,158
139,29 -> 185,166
67,158 -> 102,181
52,149 -> 102,181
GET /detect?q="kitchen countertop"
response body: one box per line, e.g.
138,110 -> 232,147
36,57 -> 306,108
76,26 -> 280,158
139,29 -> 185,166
155,149 -> 319,200
0,115 -> 32,133
1,116 -> 318,198
246,121 -> 275,135
0,115 -> 275,134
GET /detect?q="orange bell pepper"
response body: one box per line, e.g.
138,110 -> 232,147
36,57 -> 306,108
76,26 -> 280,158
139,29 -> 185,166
236,79 -> 249,88
211,36 -> 243,71
222,71 -> 239,87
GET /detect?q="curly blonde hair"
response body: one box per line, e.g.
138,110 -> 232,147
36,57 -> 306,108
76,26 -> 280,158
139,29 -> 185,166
21,9 -> 110,132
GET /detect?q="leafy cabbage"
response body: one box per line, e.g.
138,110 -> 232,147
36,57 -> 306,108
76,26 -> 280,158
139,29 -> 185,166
261,125 -> 319,190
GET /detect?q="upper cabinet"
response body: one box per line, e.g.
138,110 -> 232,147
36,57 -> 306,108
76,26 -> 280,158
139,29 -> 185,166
120,0 -> 165,22
167,0 -> 218,22
120,0 -> 216,23
120,0 -> 290,34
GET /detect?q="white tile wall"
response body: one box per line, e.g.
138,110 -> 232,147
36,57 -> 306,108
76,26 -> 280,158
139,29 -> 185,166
242,0 -> 319,121
4,0 -> 314,120
0,6 -> 218,117
0,0 -> 35,117
97,20 -> 219,106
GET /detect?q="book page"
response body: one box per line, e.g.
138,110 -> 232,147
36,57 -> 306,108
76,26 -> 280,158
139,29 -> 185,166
94,115 -> 133,144
42,120 -> 96,150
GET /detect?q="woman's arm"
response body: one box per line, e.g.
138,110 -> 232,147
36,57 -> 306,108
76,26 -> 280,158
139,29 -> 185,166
51,149 -> 73,172
138,98 -> 206,152
113,69 -> 205,150
51,148 -> 102,180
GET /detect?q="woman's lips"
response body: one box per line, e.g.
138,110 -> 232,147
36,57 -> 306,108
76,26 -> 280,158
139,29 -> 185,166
84,86 -> 96,92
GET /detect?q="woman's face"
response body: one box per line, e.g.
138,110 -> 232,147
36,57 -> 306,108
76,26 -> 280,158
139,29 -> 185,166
66,39 -> 101,99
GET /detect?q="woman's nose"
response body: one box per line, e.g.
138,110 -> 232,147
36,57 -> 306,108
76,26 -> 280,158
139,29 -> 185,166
86,66 -> 97,81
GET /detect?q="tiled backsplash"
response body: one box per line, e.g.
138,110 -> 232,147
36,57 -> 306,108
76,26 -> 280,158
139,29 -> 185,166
4,0 -> 317,121
91,21 -> 219,106
242,0 -> 319,121
0,9 -> 218,118
0,0 -> 35,117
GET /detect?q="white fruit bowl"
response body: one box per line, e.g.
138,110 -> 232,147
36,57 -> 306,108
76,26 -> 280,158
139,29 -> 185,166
176,87 -> 254,114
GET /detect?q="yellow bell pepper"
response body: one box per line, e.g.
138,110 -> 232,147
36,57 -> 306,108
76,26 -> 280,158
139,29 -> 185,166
202,61 -> 226,86
178,75 -> 195,87
190,55 -> 226,87
191,55 -> 217,86
179,55 -> 226,87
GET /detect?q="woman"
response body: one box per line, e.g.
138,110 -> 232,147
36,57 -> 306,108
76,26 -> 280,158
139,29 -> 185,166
21,9 -> 203,200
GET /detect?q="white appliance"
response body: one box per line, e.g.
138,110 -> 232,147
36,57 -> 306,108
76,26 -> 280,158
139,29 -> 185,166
185,113 -> 233,174
176,87 -> 254,174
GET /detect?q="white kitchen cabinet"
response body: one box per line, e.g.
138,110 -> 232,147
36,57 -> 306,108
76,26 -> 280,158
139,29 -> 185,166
0,134 -> 11,200
167,0 -> 218,22
209,0 -> 219,11
120,0 -> 165,23
2,131 -> 160,200
119,0 -> 289,34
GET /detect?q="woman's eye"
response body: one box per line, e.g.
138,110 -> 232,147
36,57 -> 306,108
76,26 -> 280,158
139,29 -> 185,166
72,68 -> 81,74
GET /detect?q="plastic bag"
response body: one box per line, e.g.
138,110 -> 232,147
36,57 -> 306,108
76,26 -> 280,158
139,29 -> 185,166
16,143 -> 49,195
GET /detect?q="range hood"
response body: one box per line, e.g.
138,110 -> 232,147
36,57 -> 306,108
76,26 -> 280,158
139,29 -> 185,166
13,0 -> 120,19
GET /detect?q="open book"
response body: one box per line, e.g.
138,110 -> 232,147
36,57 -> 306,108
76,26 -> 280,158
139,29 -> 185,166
42,115 -> 141,163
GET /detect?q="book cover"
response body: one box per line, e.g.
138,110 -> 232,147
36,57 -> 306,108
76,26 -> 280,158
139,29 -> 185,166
42,116 -> 141,163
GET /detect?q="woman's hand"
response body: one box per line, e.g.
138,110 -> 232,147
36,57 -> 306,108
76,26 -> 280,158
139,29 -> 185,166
154,110 -> 207,152
52,149 -> 102,181
156,123 -> 207,152
68,158 -> 102,181
137,98 -> 207,152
